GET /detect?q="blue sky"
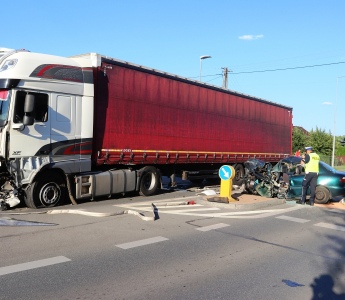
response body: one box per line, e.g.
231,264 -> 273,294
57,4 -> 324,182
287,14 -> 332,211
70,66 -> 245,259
3,0 -> 345,136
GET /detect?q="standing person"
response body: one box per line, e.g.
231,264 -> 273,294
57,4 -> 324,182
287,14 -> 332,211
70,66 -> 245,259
300,146 -> 320,206
295,149 -> 301,156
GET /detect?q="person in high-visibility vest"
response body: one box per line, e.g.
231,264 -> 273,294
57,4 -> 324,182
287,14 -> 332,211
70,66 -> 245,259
300,146 -> 320,206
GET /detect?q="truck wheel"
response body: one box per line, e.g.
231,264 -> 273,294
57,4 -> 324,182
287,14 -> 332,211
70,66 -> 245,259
233,164 -> 244,186
314,186 -> 330,204
139,166 -> 160,196
24,171 -> 67,208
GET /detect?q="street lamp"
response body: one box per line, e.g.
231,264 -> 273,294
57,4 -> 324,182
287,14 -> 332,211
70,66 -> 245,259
199,55 -> 211,81
332,75 -> 345,167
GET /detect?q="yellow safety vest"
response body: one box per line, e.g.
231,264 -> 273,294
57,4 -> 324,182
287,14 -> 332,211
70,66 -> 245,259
305,152 -> 320,173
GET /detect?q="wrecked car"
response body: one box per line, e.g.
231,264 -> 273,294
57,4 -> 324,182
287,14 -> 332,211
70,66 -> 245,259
243,158 -> 287,200
243,156 -> 345,204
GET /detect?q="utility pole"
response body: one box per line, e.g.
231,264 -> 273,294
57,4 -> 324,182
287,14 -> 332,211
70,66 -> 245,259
222,67 -> 231,89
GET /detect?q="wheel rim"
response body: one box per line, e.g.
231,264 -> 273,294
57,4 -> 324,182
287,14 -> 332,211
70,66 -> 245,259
39,182 -> 61,206
142,173 -> 156,191
315,190 -> 325,201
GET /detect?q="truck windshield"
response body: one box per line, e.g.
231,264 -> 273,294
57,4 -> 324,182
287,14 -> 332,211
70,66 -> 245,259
0,89 -> 10,127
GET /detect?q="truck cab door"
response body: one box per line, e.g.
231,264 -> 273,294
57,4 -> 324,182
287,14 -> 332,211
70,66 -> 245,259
10,90 -> 51,158
49,94 -> 76,162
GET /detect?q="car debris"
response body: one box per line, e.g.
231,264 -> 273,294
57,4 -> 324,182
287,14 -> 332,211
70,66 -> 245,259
243,158 -> 288,199
0,181 -> 21,211
243,156 -> 345,204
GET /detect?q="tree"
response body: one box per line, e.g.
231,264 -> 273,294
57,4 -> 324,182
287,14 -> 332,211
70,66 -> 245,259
308,127 -> 333,156
292,127 -> 308,154
336,136 -> 345,156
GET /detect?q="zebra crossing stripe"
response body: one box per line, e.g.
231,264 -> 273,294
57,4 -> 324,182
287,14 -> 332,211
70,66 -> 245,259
196,223 -> 230,231
275,215 -> 310,223
314,222 -> 345,232
0,256 -> 71,276
116,236 -> 169,249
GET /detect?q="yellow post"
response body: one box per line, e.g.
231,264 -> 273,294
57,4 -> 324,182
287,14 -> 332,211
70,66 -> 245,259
219,165 -> 237,202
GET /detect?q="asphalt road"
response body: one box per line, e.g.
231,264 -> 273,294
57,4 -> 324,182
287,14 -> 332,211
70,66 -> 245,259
1,190 -> 345,300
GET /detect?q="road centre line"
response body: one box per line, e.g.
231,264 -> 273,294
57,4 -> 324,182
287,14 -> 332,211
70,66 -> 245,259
0,256 -> 71,276
115,236 -> 169,249
275,215 -> 310,223
196,223 -> 230,231
314,222 -> 345,232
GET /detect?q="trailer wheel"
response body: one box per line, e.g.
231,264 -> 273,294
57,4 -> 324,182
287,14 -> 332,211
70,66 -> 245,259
314,186 -> 330,204
24,171 -> 67,208
139,166 -> 160,196
233,164 -> 244,186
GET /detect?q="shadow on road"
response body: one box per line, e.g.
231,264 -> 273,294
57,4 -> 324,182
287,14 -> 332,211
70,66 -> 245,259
310,274 -> 345,299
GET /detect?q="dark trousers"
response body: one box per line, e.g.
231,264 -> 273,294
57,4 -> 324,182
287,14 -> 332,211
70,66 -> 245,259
301,172 -> 318,204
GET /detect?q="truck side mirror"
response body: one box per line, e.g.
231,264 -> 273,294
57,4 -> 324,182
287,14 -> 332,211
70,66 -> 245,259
23,94 -> 35,126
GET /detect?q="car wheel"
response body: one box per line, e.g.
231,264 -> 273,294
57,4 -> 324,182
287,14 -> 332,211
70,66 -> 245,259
233,164 -> 244,186
314,186 -> 331,204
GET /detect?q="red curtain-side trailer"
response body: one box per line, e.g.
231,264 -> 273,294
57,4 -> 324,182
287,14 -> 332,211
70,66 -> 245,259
92,56 -> 292,183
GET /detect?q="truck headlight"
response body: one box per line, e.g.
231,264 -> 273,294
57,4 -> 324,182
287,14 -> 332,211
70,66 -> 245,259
0,59 -> 18,72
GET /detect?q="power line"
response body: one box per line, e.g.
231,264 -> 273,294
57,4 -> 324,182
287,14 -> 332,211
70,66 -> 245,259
230,61 -> 345,75
206,75 -> 223,83
189,60 -> 345,80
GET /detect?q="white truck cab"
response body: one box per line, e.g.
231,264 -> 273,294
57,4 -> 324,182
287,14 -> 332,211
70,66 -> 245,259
0,48 -> 94,209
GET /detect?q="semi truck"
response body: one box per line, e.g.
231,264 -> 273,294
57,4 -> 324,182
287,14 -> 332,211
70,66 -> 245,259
0,48 -> 293,209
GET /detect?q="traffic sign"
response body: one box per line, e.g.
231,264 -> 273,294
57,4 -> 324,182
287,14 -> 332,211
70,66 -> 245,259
219,165 -> 232,181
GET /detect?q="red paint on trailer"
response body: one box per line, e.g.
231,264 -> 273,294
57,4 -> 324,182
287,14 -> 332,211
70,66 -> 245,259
92,59 -> 292,166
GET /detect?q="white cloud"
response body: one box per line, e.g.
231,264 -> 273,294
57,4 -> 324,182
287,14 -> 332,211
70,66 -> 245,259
322,101 -> 333,105
239,34 -> 264,40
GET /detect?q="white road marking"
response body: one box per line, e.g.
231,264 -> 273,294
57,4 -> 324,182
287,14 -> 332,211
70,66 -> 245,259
114,196 -> 304,219
116,196 -> 199,208
196,223 -> 230,231
155,207 -> 220,213
152,204 -> 204,208
314,222 -> 345,232
127,204 -> 212,210
0,256 -> 71,276
275,215 -> 310,223
115,198 -> 304,219
116,236 -> 169,249
151,205 -> 304,219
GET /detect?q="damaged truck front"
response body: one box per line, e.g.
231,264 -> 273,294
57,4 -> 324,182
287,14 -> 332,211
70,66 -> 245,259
0,48 -> 96,210
0,85 -> 21,209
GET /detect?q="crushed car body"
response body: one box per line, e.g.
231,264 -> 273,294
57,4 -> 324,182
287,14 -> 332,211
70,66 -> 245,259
243,158 -> 288,199
243,156 -> 345,204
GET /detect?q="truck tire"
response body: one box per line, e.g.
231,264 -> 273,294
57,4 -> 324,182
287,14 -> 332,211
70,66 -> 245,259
24,171 -> 67,208
233,164 -> 244,186
139,166 -> 160,196
314,186 -> 330,204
